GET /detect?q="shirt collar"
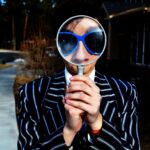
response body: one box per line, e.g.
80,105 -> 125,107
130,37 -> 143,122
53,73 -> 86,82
65,67 -> 95,86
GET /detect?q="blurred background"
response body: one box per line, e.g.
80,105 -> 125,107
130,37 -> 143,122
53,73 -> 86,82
0,0 -> 150,149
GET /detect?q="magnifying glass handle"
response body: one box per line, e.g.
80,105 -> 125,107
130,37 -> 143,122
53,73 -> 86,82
78,65 -> 85,75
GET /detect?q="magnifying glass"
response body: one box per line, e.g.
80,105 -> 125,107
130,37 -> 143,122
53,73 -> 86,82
56,15 -> 107,75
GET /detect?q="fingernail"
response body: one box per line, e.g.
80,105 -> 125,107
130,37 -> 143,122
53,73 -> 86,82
65,95 -> 68,99
70,76 -> 74,80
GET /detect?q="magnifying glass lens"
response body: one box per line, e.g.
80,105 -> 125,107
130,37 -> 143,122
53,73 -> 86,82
56,15 -> 107,75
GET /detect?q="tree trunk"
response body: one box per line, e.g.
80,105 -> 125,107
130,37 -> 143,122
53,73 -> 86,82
23,13 -> 28,40
12,15 -> 16,50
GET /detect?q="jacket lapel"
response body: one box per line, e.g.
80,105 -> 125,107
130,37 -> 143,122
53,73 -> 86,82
95,71 -> 119,126
41,71 -> 66,134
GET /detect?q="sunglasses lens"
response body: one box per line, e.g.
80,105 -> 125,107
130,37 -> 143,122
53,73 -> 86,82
58,34 -> 77,55
85,31 -> 105,54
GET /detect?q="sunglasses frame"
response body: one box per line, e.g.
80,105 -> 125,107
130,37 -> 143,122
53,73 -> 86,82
59,30 -> 104,55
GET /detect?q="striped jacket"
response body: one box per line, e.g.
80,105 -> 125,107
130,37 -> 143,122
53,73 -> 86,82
17,70 -> 140,150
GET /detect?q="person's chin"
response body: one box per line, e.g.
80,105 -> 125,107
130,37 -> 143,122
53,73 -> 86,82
67,65 -> 91,76
66,64 -> 78,75
65,61 -> 96,76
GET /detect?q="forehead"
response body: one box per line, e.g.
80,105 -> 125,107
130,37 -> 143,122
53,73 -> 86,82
65,17 -> 99,34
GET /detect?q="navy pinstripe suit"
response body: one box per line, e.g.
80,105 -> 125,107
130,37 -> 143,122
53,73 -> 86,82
17,70 -> 140,150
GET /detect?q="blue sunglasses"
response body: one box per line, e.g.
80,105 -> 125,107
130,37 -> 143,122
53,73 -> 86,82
58,30 -> 105,56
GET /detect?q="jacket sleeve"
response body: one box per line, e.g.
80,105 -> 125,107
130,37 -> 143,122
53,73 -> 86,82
17,78 -> 68,150
74,79 -> 140,150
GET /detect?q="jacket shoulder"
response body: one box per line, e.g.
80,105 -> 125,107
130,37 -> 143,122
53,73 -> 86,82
105,74 -> 137,94
19,76 -> 51,91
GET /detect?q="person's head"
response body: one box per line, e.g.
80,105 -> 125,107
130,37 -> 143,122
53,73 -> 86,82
56,15 -> 106,76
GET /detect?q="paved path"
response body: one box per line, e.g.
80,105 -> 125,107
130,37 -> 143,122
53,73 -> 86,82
0,66 -> 18,150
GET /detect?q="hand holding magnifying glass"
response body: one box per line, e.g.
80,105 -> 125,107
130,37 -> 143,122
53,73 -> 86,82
56,15 -> 107,75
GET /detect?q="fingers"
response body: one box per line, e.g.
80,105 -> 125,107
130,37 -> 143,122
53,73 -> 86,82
65,91 -> 100,105
70,75 -> 98,90
65,93 -> 100,113
64,75 -> 101,116
67,75 -> 100,95
67,83 -> 92,96
65,99 -> 95,114
63,99 -> 84,115
64,75 -> 102,130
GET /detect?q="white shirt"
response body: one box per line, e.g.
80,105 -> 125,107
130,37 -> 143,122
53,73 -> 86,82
64,67 -> 95,87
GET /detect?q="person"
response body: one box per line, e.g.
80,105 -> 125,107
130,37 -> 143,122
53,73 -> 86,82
17,15 -> 140,150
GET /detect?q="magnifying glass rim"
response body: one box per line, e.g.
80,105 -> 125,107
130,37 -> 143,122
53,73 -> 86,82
56,14 -> 107,66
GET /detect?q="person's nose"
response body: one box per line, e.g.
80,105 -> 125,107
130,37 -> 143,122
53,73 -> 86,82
71,41 -> 89,64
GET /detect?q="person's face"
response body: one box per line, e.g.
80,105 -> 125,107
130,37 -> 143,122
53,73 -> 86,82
64,17 -> 100,76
